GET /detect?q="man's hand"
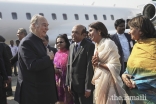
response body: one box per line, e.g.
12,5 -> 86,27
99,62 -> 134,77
84,91 -> 91,98
47,48 -> 54,60
67,86 -> 72,95
3,80 -> 8,88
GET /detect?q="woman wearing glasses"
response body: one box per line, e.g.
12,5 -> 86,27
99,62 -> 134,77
53,34 -> 73,104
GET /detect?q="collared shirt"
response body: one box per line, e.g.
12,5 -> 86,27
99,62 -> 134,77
16,46 -> 19,51
75,41 -> 81,50
117,33 -> 130,62
9,45 -> 17,56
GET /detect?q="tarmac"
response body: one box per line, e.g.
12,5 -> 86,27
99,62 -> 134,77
7,75 -> 95,104
7,75 -> 18,104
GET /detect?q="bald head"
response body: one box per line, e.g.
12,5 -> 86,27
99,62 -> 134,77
72,24 -> 86,43
73,25 -> 86,34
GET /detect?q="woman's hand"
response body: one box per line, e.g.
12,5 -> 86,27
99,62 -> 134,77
92,51 -> 99,67
55,68 -> 62,74
122,74 -> 135,89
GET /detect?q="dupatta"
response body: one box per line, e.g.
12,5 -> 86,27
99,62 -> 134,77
92,38 -> 126,104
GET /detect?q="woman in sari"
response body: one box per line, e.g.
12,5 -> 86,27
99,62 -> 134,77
53,34 -> 73,104
122,16 -> 156,104
88,21 -> 126,104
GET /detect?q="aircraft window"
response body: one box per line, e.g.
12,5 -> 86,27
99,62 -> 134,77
85,14 -> 89,20
26,13 -> 31,20
12,12 -> 17,20
63,14 -> 67,20
74,14 -> 79,20
103,15 -> 107,20
93,14 -> 97,20
111,15 -> 114,20
39,13 -> 44,16
0,12 -> 2,19
52,13 -> 57,20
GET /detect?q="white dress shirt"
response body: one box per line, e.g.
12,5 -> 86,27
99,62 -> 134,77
117,33 -> 130,62
9,45 -> 17,56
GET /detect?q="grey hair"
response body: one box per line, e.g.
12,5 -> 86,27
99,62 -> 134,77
29,14 -> 43,32
18,28 -> 27,36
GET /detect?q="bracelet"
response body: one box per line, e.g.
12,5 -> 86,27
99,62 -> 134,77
98,62 -> 100,68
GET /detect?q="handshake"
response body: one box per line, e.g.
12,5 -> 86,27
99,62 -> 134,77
47,48 -> 54,60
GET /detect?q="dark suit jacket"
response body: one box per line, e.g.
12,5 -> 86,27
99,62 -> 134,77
47,45 -> 57,55
0,58 -> 8,81
10,52 -> 18,66
14,33 -> 58,104
66,38 -> 95,93
4,44 -> 13,60
111,33 -> 135,75
0,43 -> 12,78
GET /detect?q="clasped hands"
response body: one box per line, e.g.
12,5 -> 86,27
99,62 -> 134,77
47,48 -> 54,60
92,52 -> 99,68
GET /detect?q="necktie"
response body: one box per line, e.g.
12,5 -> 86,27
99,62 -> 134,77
73,44 -> 78,58
75,44 -> 78,53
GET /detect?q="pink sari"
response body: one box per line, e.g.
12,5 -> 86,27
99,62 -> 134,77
53,49 -> 73,104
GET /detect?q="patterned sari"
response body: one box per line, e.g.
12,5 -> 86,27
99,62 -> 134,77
53,49 -> 73,104
124,38 -> 156,104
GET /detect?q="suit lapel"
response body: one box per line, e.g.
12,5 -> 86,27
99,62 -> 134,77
72,38 -> 86,63
70,44 -> 75,62
72,46 -> 83,63
115,34 -> 122,50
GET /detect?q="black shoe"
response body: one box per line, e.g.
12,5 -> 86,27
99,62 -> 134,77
6,93 -> 13,97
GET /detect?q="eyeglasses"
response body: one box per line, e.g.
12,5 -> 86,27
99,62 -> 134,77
56,41 -> 64,44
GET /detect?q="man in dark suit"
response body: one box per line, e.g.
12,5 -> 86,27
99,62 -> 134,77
111,19 -> 135,76
0,36 -> 13,60
0,59 -> 8,104
0,42 -> 12,104
14,14 -> 58,104
66,25 -> 95,104
10,28 -> 27,66
42,34 -> 57,55
0,35 -> 13,97
6,28 -> 27,97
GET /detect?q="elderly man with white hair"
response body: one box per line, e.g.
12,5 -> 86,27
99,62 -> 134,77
14,14 -> 58,104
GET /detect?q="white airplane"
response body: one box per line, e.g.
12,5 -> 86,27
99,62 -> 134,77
0,0 -> 156,45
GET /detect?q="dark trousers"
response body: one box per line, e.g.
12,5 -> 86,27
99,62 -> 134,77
0,79 -> 7,104
71,87 -> 93,104
6,81 -> 12,95
13,63 -> 17,75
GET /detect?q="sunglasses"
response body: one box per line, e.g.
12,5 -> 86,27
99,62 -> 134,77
56,41 -> 64,44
